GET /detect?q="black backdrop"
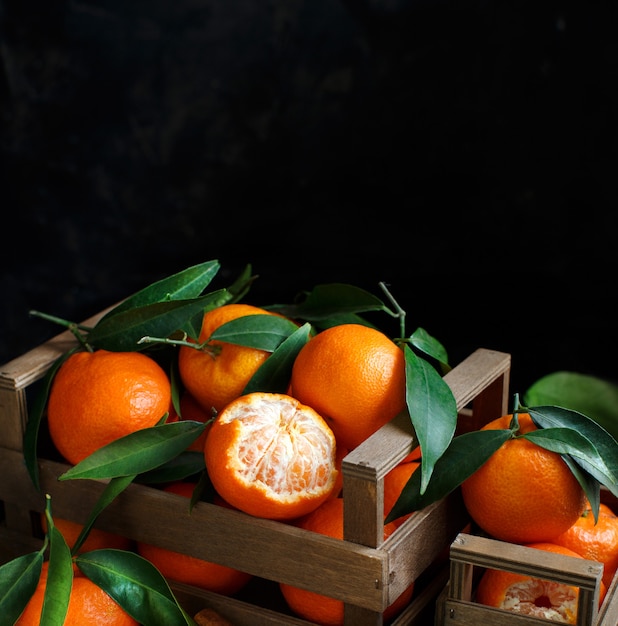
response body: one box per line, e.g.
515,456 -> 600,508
1,1 -> 616,398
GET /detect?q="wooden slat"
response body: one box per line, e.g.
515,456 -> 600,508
597,568 -> 618,626
0,308 -> 113,391
441,598 -> 562,625
385,490 -> 468,604
0,448 -> 390,612
171,582 -> 313,626
443,349 -> 511,415
0,526 -> 43,565
391,565 -> 449,625
450,534 -> 604,592
0,386 -> 27,452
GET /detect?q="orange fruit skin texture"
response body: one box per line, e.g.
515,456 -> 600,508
328,444 -> 349,499
400,444 -> 422,463
178,303 -> 280,415
461,413 -> 586,544
136,482 -> 252,595
553,501 -> 618,588
475,542 -> 607,624
279,498 -> 414,626
290,323 -> 406,451
47,349 -> 171,465
40,515 -> 133,553
16,562 -> 138,626
204,392 -> 338,521
384,461 -> 420,528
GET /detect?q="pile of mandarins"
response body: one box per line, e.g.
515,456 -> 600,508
459,413 -> 618,624
36,301 -> 418,625
31,294 -> 617,626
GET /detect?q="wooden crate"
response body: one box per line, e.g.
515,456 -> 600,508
435,495 -> 618,626
0,310 -> 511,625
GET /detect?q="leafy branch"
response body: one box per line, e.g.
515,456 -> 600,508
386,399 -> 618,524
0,496 -> 197,625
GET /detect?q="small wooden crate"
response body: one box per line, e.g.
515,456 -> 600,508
0,309 -> 512,625
435,497 -> 618,626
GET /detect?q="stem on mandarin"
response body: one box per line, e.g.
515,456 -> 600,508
378,282 -> 407,337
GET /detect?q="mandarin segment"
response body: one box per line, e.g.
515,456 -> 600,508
290,323 -> 406,450
328,444 -> 349,499
47,349 -> 171,465
461,413 -> 586,544
475,541 -> 606,624
204,392 -> 338,520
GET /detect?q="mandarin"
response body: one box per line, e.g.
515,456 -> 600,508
136,482 -> 252,595
475,542 -> 607,624
383,461 -> 420,528
279,498 -> 414,625
204,392 -> 338,520
178,303 -> 281,414
194,607 -> 235,626
290,323 -> 406,450
47,349 -> 171,465
401,444 -> 422,463
553,501 -> 618,588
329,444 -> 349,499
461,413 -> 586,544
16,562 -> 138,626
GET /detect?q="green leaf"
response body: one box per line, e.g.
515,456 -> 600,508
267,283 -> 388,321
136,451 -> 206,484
209,315 -> 300,351
525,371 -> 618,441
243,322 -> 312,394
522,427 -> 612,474
307,312 -> 380,330
76,549 -> 196,625
59,421 -> 207,480
184,264 -> 257,337
386,428 -> 511,523
23,350 -> 75,490
562,455 -> 601,522
86,292 -> 232,351
71,475 -> 136,555
190,469 -> 215,512
170,355 -> 183,418
97,260 -> 221,322
527,406 -> 618,497
408,327 -> 451,373
404,345 -> 457,494
0,552 -> 44,625
226,263 -> 255,303
42,497 -> 74,625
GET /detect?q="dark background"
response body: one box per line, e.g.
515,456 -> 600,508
1,1 -> 616,398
